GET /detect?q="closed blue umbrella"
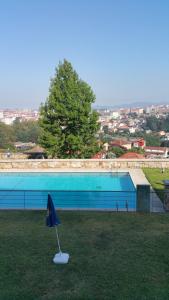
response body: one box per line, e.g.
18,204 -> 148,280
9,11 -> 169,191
46,194 -> 60,227
46,194 -> 69,264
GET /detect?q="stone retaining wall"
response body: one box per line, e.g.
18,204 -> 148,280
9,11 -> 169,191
0,159 -> 168,169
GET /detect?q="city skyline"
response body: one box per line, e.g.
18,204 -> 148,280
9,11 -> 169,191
0,0 -> 169,108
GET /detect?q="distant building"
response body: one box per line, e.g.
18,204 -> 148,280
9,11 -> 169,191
0,109 -> 39,124
130,138 -> 146,149
1,117 -> 16,125
110,139 -> 132,150
144,146 -> 168,158
131,108 -> 144,115
92,152 -> 106,159
103,143 -> 109,151
145,129 -> 152,134
119,152 -> 145,159
145,106 -> 152,114
111,111 -> 119,119
14,142 -> 36,150
158,131 -> 166,136
129,127 -> 136,134
118,125 -> 129,132
0,111 -> 4,119
110,138 -> 145,150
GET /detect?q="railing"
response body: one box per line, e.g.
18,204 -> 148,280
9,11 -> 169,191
0,189 -> 136,211
0,189 -> 166,213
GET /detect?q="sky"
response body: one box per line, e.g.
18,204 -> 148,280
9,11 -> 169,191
0,0 -> 169,108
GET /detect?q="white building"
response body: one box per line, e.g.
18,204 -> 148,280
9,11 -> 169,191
1,117 -> 16,125
111,111 -> 119,119
0,111 -> 4,119
129,127 -> 136,134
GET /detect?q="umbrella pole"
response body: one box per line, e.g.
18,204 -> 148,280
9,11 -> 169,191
55,226 -> 62,254
53,226 -> 69,264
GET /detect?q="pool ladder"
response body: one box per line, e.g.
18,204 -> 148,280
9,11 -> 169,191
116,200 -> 129,212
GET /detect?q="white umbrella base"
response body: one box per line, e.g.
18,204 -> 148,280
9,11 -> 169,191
53,252 -> 69,264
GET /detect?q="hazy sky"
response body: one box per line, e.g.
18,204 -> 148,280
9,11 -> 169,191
0,0 -> 169,108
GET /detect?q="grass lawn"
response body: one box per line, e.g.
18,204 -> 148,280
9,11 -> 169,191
1,211 -> 169,300
143,168 -> 169,201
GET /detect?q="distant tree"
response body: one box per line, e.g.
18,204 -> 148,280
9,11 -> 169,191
102,125 -> 109,134
39,60 -> 100,158
0,122 -> 15,149
102,134 -> 113,143
145,115 -> 169,132
130,131 -> 144,138
128,112 -> 137,118
144,134 -> 161,147
13,119 -> 40,143
146,116 -> 159,131
161,140 -> 169,147
163,115 -> 169,131
106,151 -> 116,159
110,146 -> 125,158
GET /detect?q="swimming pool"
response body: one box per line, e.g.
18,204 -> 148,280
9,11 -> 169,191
0,172 -> 136,210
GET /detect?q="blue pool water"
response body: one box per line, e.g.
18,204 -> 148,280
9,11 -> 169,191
0,172 -> 136,210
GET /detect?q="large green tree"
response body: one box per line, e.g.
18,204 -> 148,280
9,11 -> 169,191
39,60 -> 100,158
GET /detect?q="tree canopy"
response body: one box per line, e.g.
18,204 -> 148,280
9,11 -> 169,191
145,114 -> 169,132
0,122 -> 15,149
39,60 -> 100,158
13,119 -> 41,143
144,134 -> 161,146
0,120 -> 40,150
110,146 -> 125,158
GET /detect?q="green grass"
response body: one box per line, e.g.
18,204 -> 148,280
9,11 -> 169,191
143,168 -> 169,201
1,211 -> 169,300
